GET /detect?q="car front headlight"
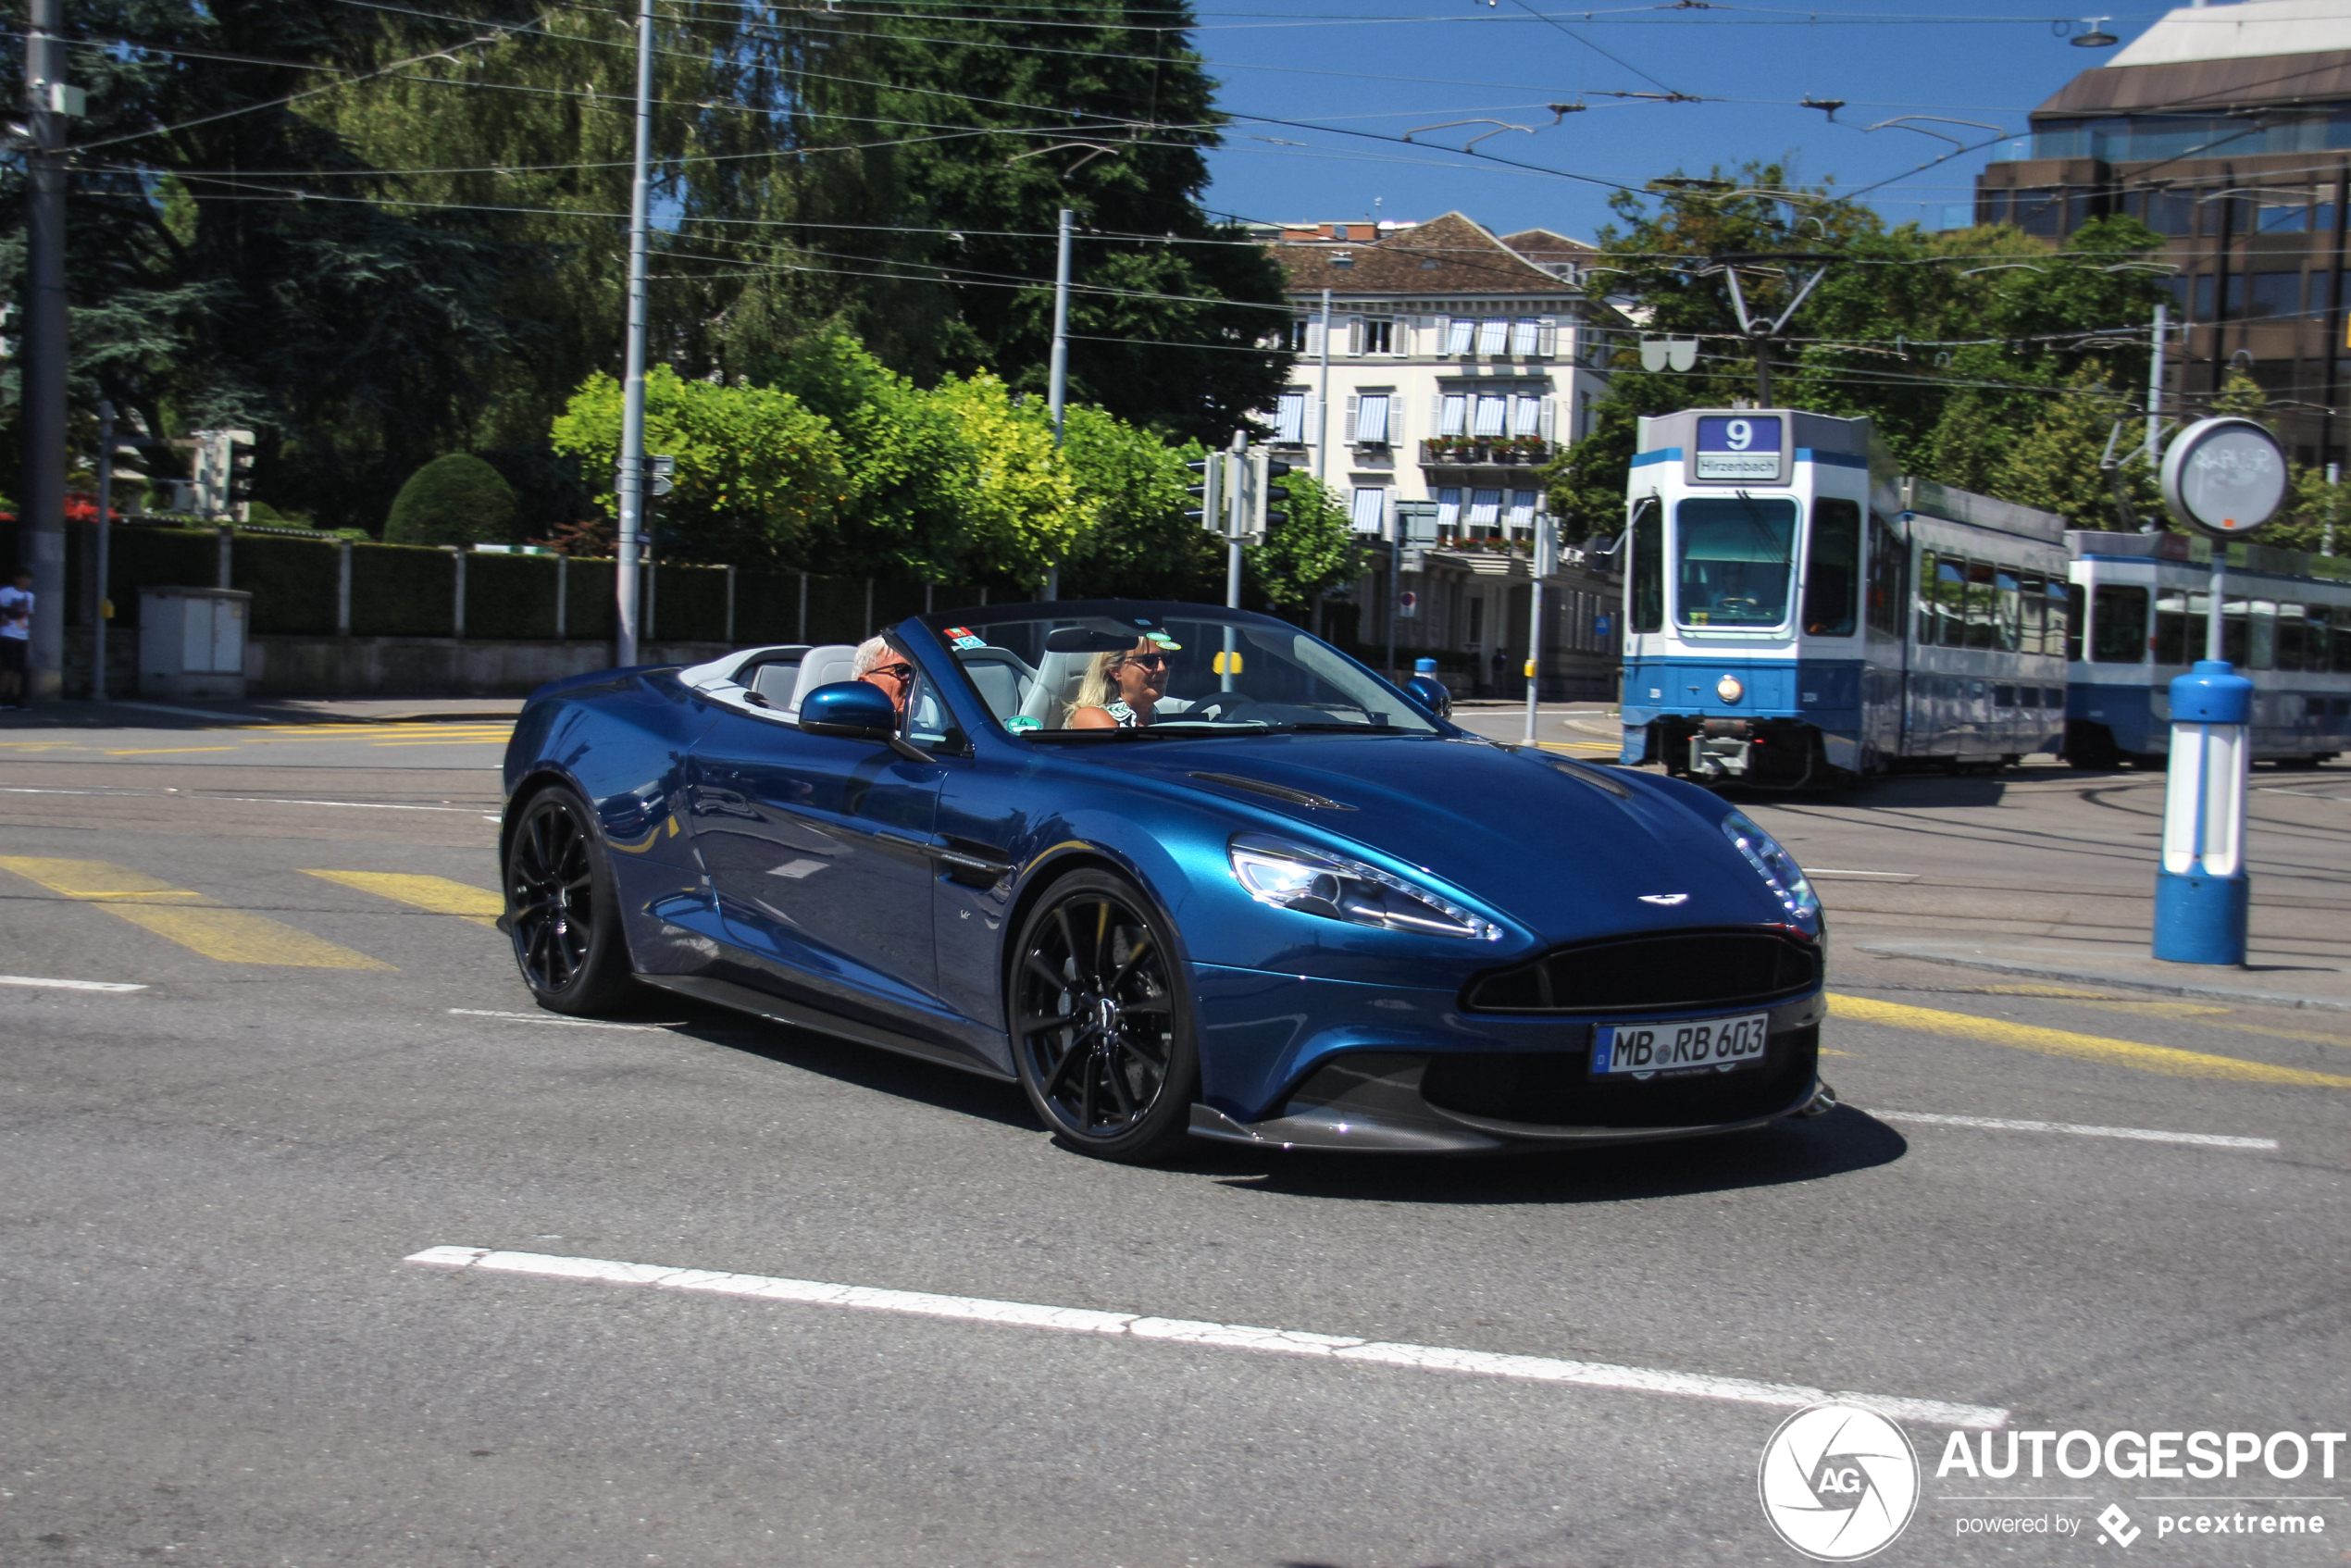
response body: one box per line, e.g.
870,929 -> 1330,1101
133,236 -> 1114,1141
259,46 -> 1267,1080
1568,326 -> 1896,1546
1227,834 -> 1502,941
1720,808 -> 1820,926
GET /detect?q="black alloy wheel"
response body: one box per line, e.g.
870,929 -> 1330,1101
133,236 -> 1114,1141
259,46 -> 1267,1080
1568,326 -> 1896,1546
1010,870 -> 1199,1163
506,786 -> 636,1014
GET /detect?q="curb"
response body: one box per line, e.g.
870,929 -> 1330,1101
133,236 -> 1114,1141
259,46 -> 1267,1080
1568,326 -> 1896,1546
1855,941 -> 2351,1014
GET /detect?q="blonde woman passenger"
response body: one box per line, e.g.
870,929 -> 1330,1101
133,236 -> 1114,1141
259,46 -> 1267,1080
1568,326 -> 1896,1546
1067,638 -> 1189,729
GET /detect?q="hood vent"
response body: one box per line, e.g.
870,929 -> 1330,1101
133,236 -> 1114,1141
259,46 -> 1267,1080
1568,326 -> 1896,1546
1188,772 -> 1355,811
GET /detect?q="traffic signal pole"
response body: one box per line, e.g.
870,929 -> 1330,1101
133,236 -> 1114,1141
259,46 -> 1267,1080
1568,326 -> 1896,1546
19,0 -> 68,702
613,0 -> 655,667
92,400 -> 113,701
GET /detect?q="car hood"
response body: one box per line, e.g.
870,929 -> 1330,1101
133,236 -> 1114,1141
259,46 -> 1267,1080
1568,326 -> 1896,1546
1097,733 -> 1797,944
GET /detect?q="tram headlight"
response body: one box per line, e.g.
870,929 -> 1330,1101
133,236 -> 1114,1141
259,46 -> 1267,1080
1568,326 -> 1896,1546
1720,808 -> 1821,927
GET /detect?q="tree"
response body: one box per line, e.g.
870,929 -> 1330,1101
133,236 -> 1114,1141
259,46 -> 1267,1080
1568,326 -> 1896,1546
383,454 -> 518,545
1987,369 -> 2158,533
1058,409 -> 1213,599
1538,164 -> 2168,537
1247,475 -> 1362,612
919,373 -> 1087,590
549,367 -> 847,564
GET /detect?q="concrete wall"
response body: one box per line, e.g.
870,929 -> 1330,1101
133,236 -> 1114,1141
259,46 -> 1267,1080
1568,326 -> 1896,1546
243,636 -> 733,699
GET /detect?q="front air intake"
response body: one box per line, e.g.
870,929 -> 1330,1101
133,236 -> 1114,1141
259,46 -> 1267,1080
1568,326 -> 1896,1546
1462,927 -> 1820,1014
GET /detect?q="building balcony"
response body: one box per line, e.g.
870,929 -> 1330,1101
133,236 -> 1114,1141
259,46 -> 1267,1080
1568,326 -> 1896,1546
1420,437 -> 1550,468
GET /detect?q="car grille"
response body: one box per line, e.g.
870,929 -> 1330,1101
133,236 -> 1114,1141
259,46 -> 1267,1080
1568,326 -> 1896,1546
1461,927 -> 1821,1014
1420,1027 -> 1818,1130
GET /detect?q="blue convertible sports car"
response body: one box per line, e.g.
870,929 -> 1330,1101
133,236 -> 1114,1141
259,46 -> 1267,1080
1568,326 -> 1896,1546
499,601 -> 1833,1162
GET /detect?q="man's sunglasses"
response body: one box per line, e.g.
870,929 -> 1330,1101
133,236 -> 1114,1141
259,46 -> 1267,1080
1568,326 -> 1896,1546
872,662 -> 916,682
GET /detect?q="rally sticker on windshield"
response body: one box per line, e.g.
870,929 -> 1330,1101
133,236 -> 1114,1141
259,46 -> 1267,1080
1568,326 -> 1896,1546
1005,715 -> 1041,734
944,626 -> 988,651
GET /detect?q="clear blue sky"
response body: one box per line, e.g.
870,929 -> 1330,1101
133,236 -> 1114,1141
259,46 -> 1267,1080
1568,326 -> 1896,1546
1195,0 -> 2174,241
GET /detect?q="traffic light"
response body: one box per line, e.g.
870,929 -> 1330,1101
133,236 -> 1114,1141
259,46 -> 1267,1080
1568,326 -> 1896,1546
1183,452 -> 1225,530
1246,449 -> 1293,540
225,439 -> 255,504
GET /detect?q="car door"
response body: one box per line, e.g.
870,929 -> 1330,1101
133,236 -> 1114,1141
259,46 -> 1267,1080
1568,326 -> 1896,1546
688,684 -> 947,1031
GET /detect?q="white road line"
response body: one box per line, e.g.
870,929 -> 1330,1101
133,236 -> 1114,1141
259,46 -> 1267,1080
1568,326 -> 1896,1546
405,1245 -> 2009,1430
0,786 -> 483,813
0,975 -> 147,992
448,1008 -> 686,1033
1874,1109 -> 2277,1151
1807,868 -> 1921,881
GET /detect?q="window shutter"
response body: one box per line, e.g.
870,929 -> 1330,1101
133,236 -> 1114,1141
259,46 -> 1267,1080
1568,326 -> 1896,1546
1539,396 -> 1557,442
1537,317 -> 1559,356
1347,316 -> 1363,355
1344,395 -> 1359,442
1431,393 -> 1445,430
1435,316 -> 1453,355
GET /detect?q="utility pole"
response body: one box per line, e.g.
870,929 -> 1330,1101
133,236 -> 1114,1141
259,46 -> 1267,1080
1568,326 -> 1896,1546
92,400 -> 113,701
20,0 -> 69,702
1314,286 -> 1332,482
2146,301 -> 2167,465
613,0 -> 655,666
1043,206 -> 1073,602
2328,463 -> 2340,558
1524,513 -> 1553,743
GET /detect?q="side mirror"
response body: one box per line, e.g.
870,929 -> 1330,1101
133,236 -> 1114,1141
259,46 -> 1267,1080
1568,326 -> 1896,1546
1403,675 -> 1453,720
798,680 -> 898,740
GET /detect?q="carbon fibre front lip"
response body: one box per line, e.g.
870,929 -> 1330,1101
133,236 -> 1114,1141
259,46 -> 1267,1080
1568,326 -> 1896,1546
1187,1053 -> 1825,1155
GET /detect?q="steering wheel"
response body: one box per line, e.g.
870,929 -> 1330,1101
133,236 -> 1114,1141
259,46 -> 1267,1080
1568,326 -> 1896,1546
1185,691 -> 1256,722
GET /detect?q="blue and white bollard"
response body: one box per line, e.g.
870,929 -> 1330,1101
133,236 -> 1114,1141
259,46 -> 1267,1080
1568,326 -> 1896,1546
2153,660 -> 2255,965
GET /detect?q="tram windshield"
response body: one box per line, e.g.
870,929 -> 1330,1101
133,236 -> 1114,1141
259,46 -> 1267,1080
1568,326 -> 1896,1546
1675,495 -> 1797,628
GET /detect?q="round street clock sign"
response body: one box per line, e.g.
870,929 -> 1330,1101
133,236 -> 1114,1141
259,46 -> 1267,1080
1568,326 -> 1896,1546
2159,417 -> 2287,540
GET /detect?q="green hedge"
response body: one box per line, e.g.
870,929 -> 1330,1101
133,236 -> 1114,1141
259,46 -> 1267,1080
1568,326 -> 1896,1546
651,562 -> 728,642
465,552 -> 558,640
351,543 -> 459,637
235,534 -> 341,635
564,557 -> 616,642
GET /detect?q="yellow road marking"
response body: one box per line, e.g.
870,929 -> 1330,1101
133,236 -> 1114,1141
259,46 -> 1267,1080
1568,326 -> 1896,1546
302,869 -> 503,926
1984,983 -> 2351,1049
103,746 -> 239,756
0,856 -> 392,969
369,738 -> 513,747
1828,992 -> 2351,1088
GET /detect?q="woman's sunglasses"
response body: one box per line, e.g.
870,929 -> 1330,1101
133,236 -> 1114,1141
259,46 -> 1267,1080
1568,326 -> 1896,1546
1119,653 -> 1169,670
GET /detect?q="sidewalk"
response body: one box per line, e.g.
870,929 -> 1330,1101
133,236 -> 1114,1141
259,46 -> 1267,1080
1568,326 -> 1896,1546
0,696 -> 525,729
1854,936 -> 2351,1014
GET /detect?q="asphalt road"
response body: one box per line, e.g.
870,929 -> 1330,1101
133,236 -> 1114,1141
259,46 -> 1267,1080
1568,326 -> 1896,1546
3,711 -> 2347,1567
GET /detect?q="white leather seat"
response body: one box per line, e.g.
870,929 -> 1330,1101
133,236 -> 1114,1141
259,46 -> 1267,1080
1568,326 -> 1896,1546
784,644 -> 862,718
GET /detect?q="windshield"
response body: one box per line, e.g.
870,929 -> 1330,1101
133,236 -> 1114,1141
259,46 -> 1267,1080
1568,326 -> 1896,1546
920,604 -> 1443,740
1676,495 -> 1797,629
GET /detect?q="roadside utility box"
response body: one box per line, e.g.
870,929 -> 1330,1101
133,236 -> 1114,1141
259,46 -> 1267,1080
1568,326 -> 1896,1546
140,586 -> 252,700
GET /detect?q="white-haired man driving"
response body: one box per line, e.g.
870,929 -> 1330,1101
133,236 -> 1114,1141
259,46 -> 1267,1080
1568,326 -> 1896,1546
851,634 -> 914,717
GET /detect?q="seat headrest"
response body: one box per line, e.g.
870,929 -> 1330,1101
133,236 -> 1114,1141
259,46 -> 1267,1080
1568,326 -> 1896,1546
786,644 -> 863,717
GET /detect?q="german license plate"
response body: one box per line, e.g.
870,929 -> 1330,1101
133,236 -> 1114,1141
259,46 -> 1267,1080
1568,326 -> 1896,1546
1591,1013 -> 1770,1078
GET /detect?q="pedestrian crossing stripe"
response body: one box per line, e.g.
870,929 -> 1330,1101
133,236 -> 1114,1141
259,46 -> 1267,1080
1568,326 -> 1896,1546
0,856 -> 393,969
302,870 -> 503,926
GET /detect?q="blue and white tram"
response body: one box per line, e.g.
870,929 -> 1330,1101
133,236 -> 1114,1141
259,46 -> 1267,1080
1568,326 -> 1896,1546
1618,407 -> 2072,784
2066,532 -> 2351,768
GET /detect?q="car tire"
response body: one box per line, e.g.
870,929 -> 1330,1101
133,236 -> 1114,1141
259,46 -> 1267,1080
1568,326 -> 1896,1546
505,784 -> 638,1015
1008,868 -> 1200,1164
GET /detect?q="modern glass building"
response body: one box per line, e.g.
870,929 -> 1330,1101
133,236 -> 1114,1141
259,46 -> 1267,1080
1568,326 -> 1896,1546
1974,0 -> 2351,465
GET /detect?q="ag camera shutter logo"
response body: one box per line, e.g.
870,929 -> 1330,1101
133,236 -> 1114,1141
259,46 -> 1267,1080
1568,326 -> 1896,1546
1759,1403 -> 1921,1561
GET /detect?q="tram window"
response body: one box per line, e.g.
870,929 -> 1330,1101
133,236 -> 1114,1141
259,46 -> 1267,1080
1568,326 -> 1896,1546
2330,606 -> 2351,672
2247,600 -> 2278,669
2276,604 -> 2307,671
1804,499 -> 1860,636
2018,685 -> 2042,709
2221,598 -> 2250,666
2090,583 -> 2149,663
1673,496 -> 1797,628
1628,498 -> 1663,633
1924,553 -> 1968,646
1914,550 -> 1939,644
1866,515 -> 1905,638
2154,589 -> 2201,665
1965,562 -> 1999,650
1994,684 -> 2017,708
2018,576 -> 2046,653
1995,567 -> 2022,653
2312,605 -> 2337,673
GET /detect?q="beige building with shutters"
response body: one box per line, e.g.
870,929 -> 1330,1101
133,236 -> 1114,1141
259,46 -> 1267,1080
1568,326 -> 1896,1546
1255,212 -> 1627,699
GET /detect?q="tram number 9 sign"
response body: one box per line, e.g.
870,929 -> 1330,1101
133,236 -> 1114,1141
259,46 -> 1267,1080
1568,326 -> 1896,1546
2160,417 -> 2287,540
1692,414 -> 1786,482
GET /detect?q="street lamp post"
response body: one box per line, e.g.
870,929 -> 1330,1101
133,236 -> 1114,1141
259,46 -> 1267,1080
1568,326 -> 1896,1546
614,0 -> 655,666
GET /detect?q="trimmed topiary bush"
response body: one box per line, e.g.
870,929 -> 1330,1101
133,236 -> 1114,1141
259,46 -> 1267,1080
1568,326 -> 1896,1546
383,454 -> 518,545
